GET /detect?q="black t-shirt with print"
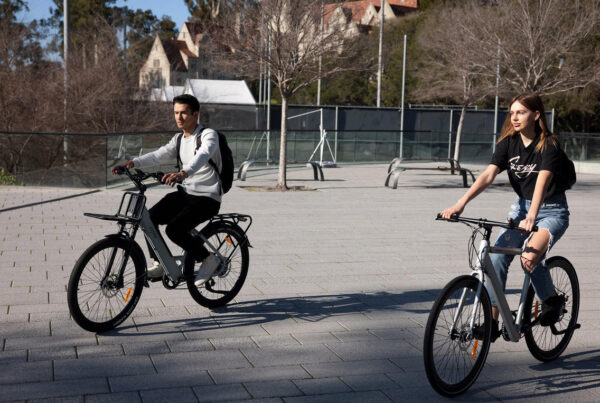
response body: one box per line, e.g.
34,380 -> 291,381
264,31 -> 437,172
490,135 -> 566,201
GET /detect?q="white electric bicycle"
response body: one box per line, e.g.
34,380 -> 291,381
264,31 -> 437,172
67,167 -> 251,333
423,215 -> 580,397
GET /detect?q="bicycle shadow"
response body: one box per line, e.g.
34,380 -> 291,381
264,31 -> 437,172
105,289 -> 440,336
480,349 -> 600,399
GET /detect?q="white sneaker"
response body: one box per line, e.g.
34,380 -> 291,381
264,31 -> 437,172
194,254 -> 221,287
147,260 -> 164,279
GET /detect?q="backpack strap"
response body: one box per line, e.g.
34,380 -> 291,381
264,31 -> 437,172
178,128 -> 221,184
175,132 -> 183,171
175,126 -> 203,171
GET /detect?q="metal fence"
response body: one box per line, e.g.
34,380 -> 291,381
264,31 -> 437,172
1,130 -> 599,188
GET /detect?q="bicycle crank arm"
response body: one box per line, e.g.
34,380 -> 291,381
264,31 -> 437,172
550,323 -> 581,336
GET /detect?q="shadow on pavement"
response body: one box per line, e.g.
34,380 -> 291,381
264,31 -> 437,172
105,289 -> 439,335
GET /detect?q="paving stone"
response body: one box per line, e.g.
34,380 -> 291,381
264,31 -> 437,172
302,360 -> 401,378
151,350 -> 251,373
0,378 -> 109,401
241,344 -> 341,367
292,377 -> 352,395
0,360 -> 53,385
210,365 -> 311,384
284,390 -> 393,402
85,391 -> 142,403
243,379 -> 302,399
139,387 -> 198,403
54,356 -> 155,380
192,383 -> 251,402
109,372 -> 213,392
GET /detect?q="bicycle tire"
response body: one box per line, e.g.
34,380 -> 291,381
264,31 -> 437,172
185,222 -> 249,308
524,256 -> 580,362
67,237 -> 145,333
424,275 -> 492,397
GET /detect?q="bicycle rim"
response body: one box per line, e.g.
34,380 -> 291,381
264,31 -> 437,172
524,257 -> 579,361
186,223 -> 249,308
424,275 -> 492,397
68,238 -> 143,332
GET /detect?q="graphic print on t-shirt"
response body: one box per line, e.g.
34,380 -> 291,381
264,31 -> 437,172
508,156 -> 538,179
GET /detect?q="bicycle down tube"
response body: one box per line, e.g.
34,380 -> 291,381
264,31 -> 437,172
477,240 -> 525,342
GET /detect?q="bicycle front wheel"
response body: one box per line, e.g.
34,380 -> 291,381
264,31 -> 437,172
67,237 -> 145,333
185,222 -> 249,308
524,256 -> 580,362
424,275 -> 492,397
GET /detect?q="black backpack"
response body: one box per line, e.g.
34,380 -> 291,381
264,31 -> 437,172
176,129 -> 235,194
559,147 -> 576,190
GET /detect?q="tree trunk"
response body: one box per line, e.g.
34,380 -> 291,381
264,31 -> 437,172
453,104 -> 467,163
277,95 -> 288,189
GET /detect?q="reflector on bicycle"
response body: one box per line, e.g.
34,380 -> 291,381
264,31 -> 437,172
124,287 -> 132,302
471,340 -> 479,360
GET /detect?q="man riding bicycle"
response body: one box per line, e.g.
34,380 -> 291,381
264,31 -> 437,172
111,94 -> 221,286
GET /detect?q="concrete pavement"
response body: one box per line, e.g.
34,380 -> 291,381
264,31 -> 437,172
1,162 -> 600,402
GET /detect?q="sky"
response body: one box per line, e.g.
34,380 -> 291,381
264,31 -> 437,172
18,0 -> 191,29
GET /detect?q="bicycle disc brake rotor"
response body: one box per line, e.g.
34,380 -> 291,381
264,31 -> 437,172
457,324 -> 474,352
101,274 -> 122,297
215,260 -> 230,278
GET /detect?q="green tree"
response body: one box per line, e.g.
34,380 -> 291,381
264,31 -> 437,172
185,0 -> 231,23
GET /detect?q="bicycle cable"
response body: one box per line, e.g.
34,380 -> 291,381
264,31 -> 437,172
465,223 -> 484,270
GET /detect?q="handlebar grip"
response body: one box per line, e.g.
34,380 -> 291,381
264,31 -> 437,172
156,171 -> 164,182
114,166 -> 126,175
436,213 -> 458,221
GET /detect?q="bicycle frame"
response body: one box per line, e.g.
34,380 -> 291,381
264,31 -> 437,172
87,192 -> 232,286
466,237 -> 529,342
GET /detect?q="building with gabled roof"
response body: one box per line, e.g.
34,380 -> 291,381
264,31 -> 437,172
183,78 -> 256,105
325,0 -> 418,36
139,22 -> 230,89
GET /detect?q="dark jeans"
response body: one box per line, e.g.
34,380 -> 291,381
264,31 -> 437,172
146,187 -> 220,262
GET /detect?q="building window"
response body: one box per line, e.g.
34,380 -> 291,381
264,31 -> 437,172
153,59 -> 160,67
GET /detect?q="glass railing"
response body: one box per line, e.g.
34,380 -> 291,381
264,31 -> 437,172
1,130 -> 598,187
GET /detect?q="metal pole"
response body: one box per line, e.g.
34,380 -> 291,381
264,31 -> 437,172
317,0 -> 323,106
266,35 -> 271,164
376,1 -> 385,108
63,0 -> 69,131
334,106 -> 338,163
493,39 -> 500,153
319,108 -> 324,164
448,109 -> 453,159
399,34 -> 406,160
63,0 -> 70,166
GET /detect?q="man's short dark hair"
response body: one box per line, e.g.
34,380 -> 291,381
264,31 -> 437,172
173,94 -> 200,113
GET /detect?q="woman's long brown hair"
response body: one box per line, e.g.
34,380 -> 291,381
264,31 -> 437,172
497,93 -> 557,152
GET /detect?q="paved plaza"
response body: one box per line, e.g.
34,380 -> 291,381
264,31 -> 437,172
1,162 -> 600,402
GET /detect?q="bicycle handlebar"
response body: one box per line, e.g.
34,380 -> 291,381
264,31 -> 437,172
114,166 -> 164,192
436,214 -> 538,233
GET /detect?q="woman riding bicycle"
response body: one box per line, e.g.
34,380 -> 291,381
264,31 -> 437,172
440,93 -> 572,341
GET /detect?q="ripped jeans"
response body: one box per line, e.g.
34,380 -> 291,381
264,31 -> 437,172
487,193 -> 569,306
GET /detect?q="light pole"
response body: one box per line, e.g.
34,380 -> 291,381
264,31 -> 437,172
63,0 -> 70,167
376,0 -> 385,108
492,39 -> 500,152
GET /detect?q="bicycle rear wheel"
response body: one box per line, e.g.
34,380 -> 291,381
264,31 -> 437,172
185,222 -> 249,308
67,237 -> 145,333
524,256 -> 579,362
424,275 -> 492,397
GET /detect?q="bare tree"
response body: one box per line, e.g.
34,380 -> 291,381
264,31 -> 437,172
414,0 -> 600,162
0,16 -> 173,184
415,3 -> 496,162
211,0 -> 370,189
